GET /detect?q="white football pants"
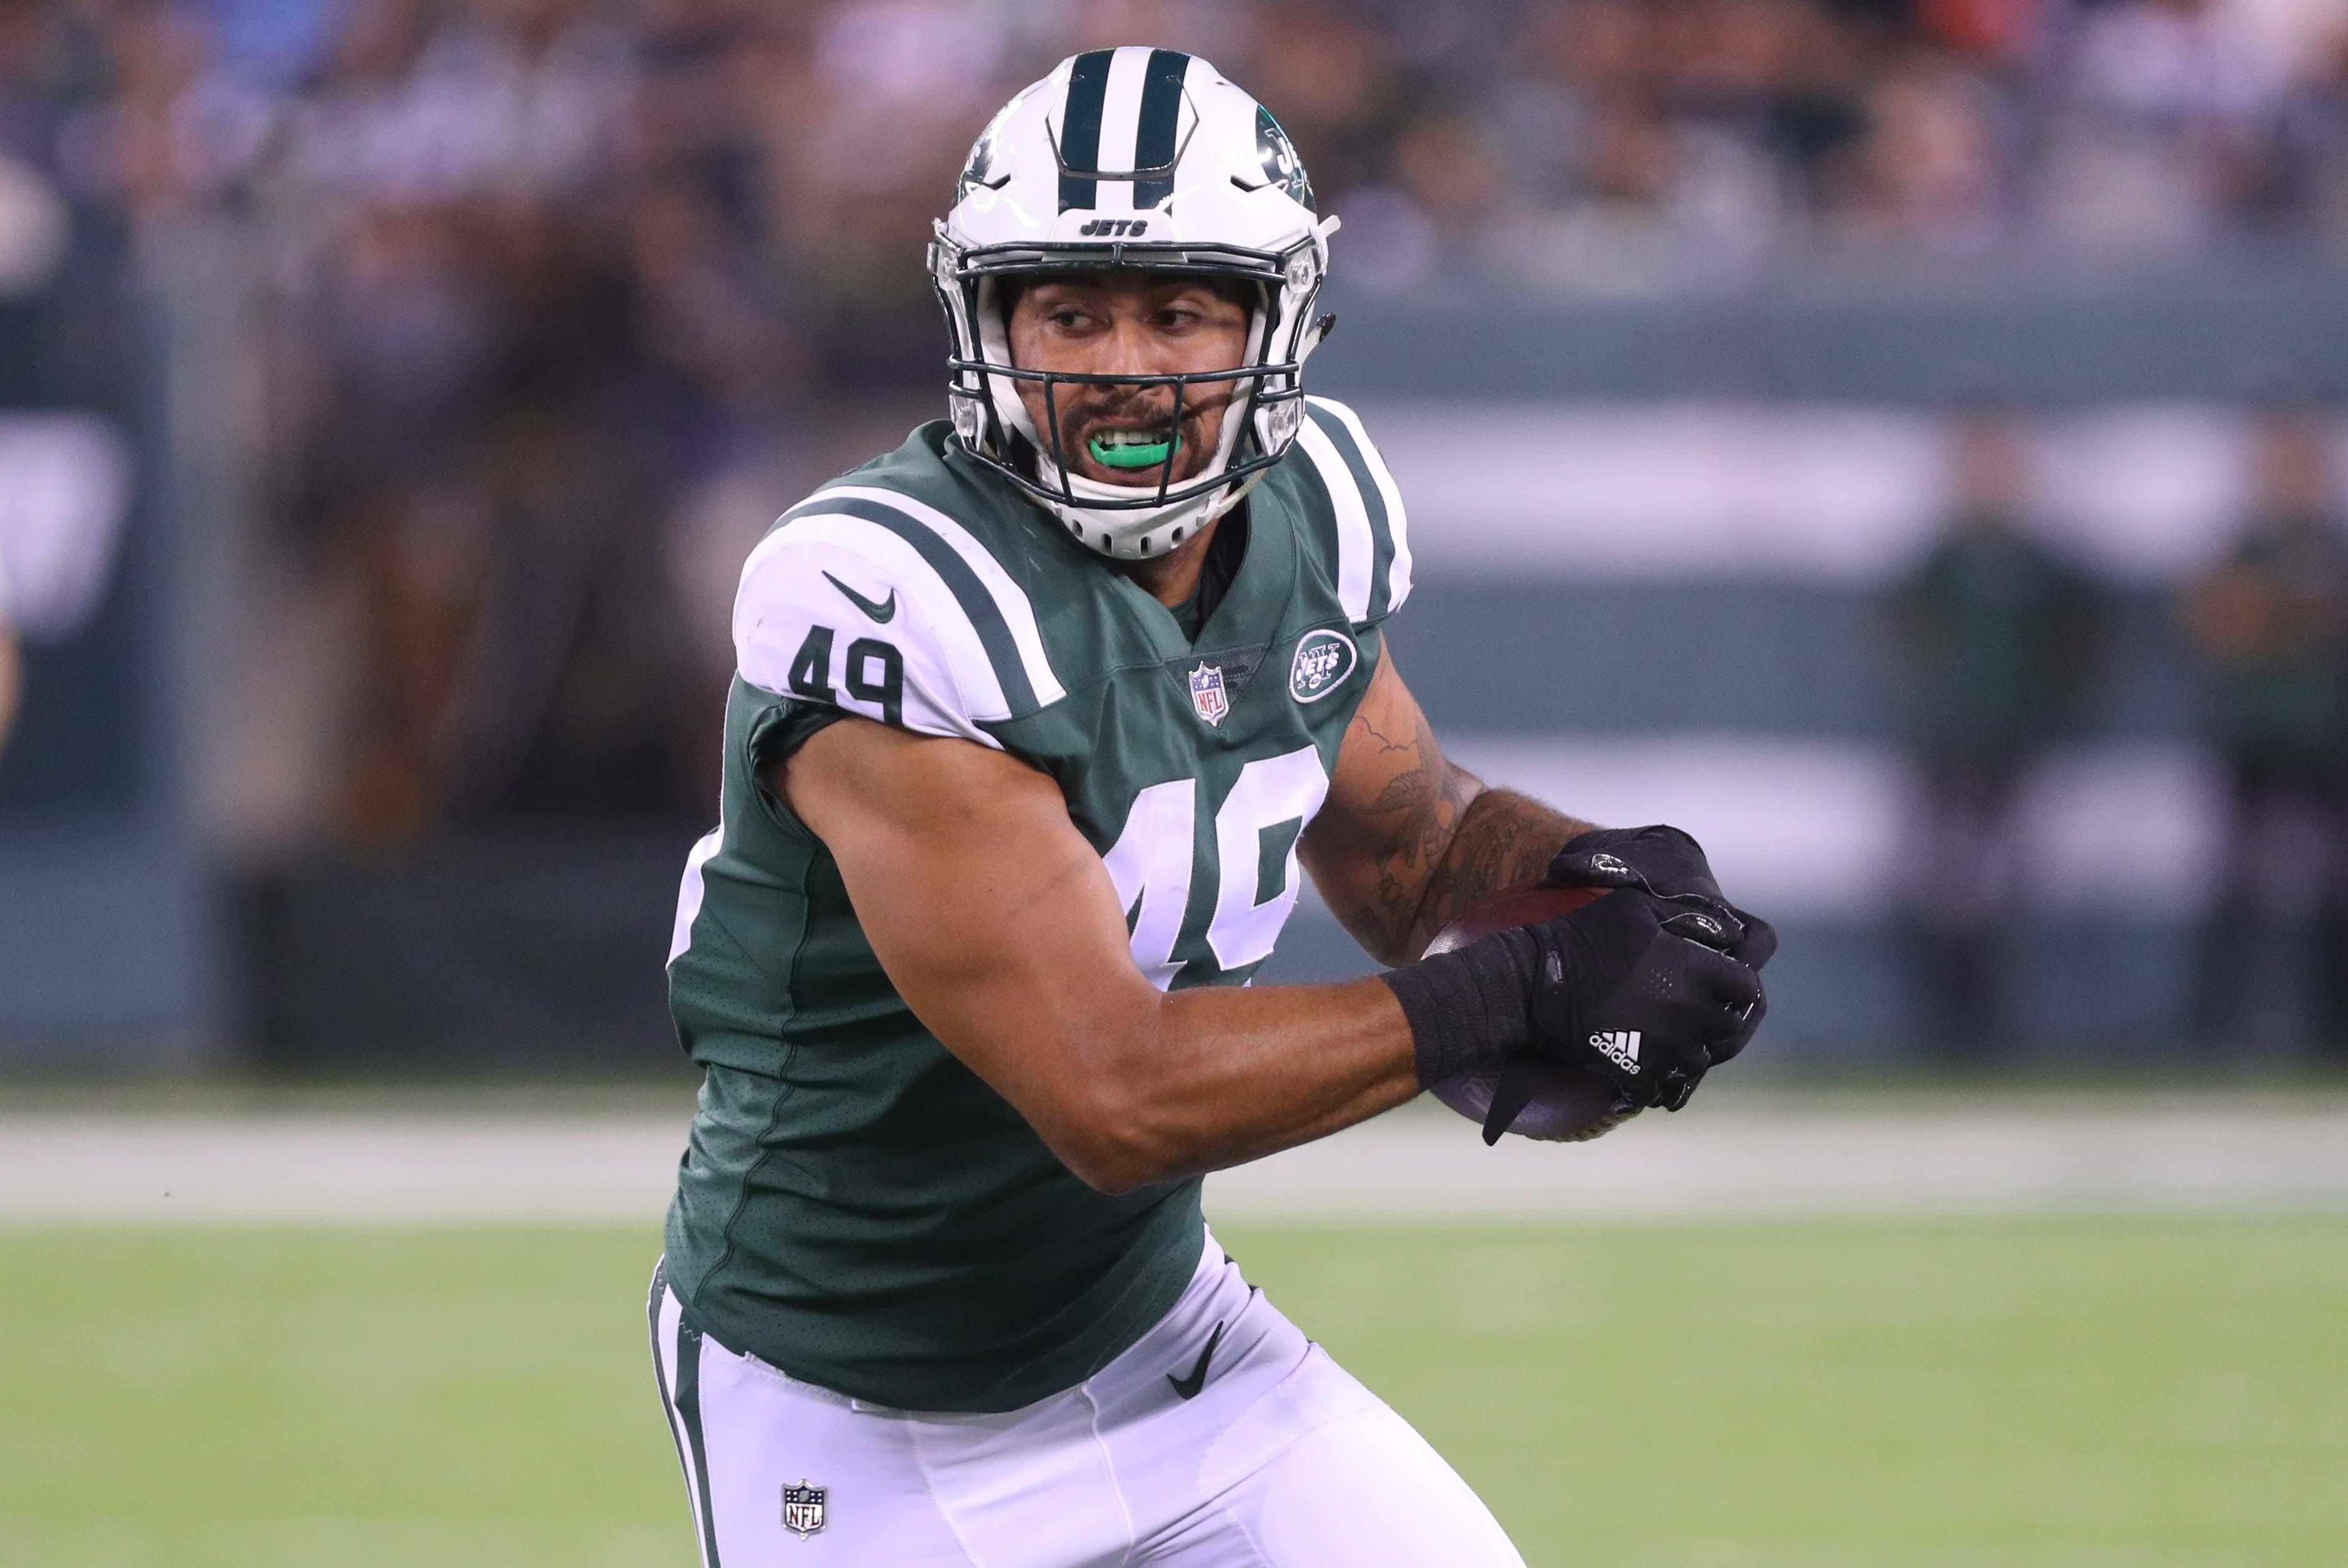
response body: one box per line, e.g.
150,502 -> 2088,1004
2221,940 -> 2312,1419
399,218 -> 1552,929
648,1231 -> 1526,1566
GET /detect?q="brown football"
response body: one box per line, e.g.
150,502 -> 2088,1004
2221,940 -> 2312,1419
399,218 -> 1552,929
1423,880 -> 1641,1144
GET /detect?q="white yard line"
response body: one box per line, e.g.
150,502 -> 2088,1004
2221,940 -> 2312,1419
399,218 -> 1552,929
1213,1102 -> 2348,1219
2,1101 -> 2346,1226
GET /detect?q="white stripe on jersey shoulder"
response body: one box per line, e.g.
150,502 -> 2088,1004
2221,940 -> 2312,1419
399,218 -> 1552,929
1293,415 -> 1375,623
668,823 -> 722,966
810,484 -> 1068,707
1306,395 -> 1412,612
735,513 -> 1008,745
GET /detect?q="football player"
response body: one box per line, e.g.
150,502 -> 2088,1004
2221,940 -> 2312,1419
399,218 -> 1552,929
653,48 -> 1774,1566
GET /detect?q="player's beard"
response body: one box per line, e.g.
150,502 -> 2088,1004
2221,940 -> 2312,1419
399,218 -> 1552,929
1028,380 -> 1236,490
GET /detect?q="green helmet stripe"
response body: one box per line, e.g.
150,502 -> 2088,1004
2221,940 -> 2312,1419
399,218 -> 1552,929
1055,50 -> 1113,213
1133,50 -> 1190,211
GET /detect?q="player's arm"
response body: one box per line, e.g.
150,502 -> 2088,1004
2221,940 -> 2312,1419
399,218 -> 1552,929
1301,643 -> 1774,1087
781,719 -> 1421,1194
1299,646 -> 1593,967
786,710 -> 1762,1186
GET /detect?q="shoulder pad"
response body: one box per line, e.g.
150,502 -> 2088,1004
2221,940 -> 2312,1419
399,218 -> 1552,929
735,485 -> 1068,746
1291,396 -> 1413,627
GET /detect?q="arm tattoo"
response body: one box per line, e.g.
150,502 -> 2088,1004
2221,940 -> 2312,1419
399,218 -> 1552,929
1326,700 -> 1593,964
1413,788 -> 1590,951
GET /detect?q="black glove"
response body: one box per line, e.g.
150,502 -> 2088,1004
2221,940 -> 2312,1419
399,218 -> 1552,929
1549,824 -> 1774,1061
1385,888 -> 1764,1115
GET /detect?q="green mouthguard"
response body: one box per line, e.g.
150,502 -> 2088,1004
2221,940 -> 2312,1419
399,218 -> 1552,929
1087,430 -> 1180,470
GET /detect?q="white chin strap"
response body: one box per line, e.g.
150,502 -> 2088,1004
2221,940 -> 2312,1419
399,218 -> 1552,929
976,278 -> 1275,560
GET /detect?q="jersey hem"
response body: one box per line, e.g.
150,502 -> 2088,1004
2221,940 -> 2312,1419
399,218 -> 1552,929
675,1211 -> 1208,1416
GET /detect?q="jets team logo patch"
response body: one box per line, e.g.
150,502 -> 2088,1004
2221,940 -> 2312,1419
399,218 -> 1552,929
782,1479 -> 827,1539
1288,629 -> 1357,704
1188,662 -> 1230,727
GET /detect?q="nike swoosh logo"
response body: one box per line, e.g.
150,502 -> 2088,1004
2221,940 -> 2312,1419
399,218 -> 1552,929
1167,1320 -> 1228,1401
822,572 -> 897,623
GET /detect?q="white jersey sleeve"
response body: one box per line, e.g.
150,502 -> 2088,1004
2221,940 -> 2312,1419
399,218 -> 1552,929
733,509 -> 1013,750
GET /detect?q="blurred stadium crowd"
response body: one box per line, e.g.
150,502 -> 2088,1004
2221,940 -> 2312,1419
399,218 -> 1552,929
3,1 -> 2348,1059
6,0 -> 2346,818
17,0 -> 2348,290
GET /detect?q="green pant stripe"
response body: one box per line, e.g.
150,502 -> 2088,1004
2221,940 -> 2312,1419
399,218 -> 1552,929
672,1309 -> 724,1567
647,1263 -> 692,1493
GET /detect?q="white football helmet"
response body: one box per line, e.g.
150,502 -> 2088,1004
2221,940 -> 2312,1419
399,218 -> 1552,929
930,48 -> 1338,560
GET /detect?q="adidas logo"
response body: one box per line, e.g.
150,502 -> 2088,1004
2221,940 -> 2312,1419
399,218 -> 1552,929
1589,1030 -> 1641,1074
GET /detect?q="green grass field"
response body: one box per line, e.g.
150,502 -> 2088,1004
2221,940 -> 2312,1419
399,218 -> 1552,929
2,1220 -> 2342,1567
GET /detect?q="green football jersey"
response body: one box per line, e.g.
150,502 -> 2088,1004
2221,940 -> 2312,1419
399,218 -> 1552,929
662,397 -> 1411,1412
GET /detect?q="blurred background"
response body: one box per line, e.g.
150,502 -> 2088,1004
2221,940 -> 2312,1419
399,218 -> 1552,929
1,3 -> 2346,1564
10,0 -> 2348,1074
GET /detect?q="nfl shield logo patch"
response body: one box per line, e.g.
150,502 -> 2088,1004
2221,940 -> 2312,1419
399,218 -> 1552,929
782,1479 -> 827,1539
1187,662 -> 1230,728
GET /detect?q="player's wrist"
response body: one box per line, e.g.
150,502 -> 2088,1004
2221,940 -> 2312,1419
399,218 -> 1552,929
1383,925 -> 1540,1089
